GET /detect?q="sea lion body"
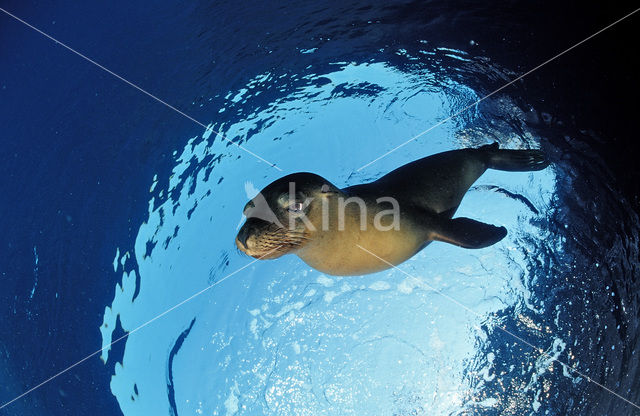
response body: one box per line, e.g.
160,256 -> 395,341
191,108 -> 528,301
293,192 -> 425,275
236,143 -> 549,275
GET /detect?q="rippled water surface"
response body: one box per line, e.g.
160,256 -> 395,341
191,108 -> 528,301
2,2 -> 639,416
101,49 -> 637,415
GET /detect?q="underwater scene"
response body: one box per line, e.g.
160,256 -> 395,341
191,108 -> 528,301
1,1 -> 639,415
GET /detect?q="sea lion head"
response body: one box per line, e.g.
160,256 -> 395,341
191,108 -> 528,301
235,172 -> 340,259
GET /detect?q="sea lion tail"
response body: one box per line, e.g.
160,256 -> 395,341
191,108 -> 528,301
480,142 -> 550,172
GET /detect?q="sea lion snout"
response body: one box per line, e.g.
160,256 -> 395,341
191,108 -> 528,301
235,223 -> 251,250
236,217 -> 309,259
235,218 -> 267,256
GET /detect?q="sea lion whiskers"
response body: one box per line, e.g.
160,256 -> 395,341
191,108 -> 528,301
247,224 -> 310,258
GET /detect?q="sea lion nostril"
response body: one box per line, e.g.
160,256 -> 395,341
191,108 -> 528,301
237,226 -> 250,248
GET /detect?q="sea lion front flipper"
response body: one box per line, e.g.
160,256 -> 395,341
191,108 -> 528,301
431,217 -> 507,249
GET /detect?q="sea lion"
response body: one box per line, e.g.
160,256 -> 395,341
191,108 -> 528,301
235,143 -> 549,276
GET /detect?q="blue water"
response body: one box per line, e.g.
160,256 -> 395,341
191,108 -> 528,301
1,1 -> 639,415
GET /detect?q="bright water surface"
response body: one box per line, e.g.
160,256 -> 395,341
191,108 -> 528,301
101,53 -> 634,414
2,2 -> 638,415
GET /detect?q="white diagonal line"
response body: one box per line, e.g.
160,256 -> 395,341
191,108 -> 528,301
356,244 -> 640,411
357,7 -> 640,172
0,7 -> 283,172
0,246 -> 281,410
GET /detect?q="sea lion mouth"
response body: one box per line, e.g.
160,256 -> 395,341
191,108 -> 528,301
236,219 -> 310,259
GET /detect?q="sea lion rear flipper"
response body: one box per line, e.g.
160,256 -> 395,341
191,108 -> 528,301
481,143 -> 549,171
431,217 -> 507,249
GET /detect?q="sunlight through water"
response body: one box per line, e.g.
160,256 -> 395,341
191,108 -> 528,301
101,56 -> 581,415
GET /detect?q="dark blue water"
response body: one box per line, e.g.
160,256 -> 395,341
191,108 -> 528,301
1,1 -> 639,415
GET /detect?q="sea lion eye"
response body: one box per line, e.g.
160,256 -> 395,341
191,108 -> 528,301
288,202 -> 304,213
